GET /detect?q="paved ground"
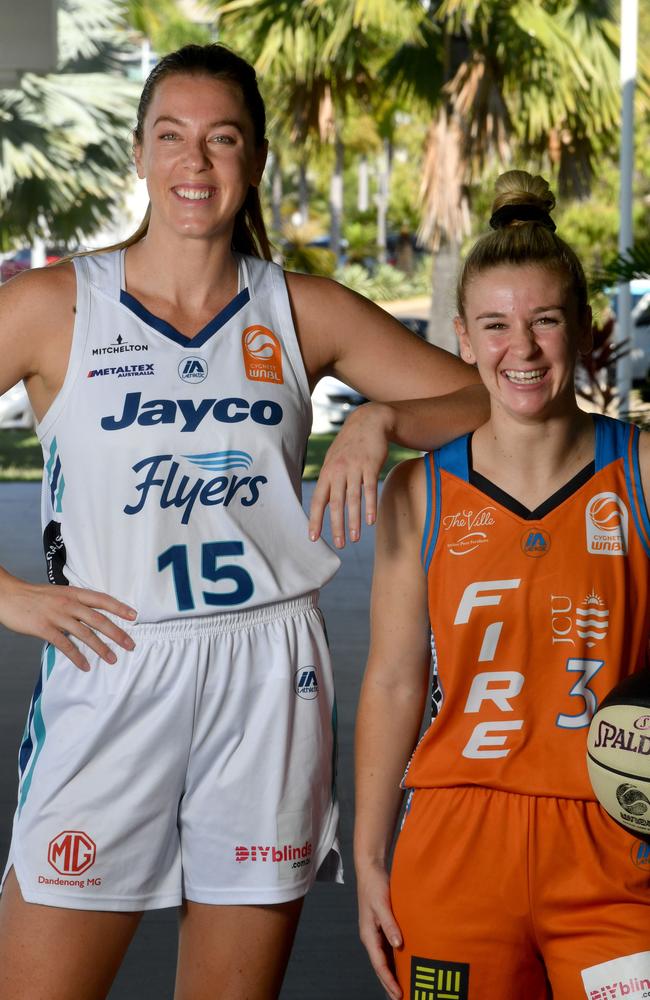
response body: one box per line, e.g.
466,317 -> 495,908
0,482 -> 385,999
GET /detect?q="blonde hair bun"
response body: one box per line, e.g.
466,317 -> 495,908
489,170 -> 556,231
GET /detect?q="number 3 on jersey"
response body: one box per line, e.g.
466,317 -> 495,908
158,541 -> 254,610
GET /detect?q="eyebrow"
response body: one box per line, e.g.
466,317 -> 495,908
474,305 -> 567,320
152,115 -> 244,131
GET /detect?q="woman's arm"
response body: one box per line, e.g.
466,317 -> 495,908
285,272 -> 488,545
0,267 -> 137,670
309,386 -> 488,546
354,458 -> 432,1000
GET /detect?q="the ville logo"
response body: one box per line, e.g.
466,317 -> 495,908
550,592 -> 609,648
442,507 -> 496,532
586,492 -> 628,556
91,334 -> 149,357
48,830 -> 96,876
521,527 -> 551,558
444,507 -> 495,557
242,325 -> 284,384
410,957 -> 469,1000
294,666 -> 319,700
178,356 -> 208,384
88,363 -> 155,379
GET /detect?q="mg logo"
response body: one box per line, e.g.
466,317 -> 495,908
48,830 -> 96,875
178,356 -> 208,384
294,666 -> 319,700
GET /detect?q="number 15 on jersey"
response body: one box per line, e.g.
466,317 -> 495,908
158,541 -> 254,611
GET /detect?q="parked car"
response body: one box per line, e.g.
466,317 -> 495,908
310,316 -> 429,433
311,376 -> 366,434
0,382 -> 35,430
630,292 -> 650,384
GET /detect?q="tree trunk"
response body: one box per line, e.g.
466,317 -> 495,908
269,150 -> 282,235
298,159 -> 309,224
426,238 -> 460,354
357,153 -> 369,212
329,131 -> 344,258
375,139 -> 391,265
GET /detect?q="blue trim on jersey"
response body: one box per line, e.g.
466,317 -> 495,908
437,433 -> 470,480
421,453 -> 433,567
626,424 -> 650,559
18,644 -> 56,812
594,413 -> 629,471
424,454 -> 442,574
119,286 -> 251,348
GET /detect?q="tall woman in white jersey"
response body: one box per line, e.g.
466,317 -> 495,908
0,44 -> 486,1000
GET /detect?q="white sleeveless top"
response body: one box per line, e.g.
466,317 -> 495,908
37,250 -> 340,622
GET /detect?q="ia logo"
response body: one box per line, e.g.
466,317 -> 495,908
178,356 -> 208,384
294,666 -> 319,700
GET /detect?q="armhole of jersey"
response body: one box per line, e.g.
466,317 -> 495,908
268,265 -> 313,410
625,424 -> 650,557
421,452 -> 439,573
35,256 -> 91,441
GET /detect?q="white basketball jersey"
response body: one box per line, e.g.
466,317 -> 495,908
37,250 -> 340,622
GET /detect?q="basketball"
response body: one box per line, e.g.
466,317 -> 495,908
587,671 -> 650,837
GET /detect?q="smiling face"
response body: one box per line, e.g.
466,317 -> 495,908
133,72 -> 267,242
455,263 -> 592,422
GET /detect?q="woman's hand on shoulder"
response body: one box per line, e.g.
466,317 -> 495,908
356,859 -> 403,1000
0,568 -> 137,672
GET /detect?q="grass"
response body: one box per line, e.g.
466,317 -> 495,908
0,430 -> 43,481
0,430 -> 418,483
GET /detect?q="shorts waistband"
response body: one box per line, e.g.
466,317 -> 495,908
124,592 -> 320,638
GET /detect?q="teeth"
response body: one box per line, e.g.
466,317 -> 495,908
504,369 -> 546,383
176,188 -> 212,200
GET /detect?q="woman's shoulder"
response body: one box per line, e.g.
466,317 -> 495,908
0,260 -> 76,315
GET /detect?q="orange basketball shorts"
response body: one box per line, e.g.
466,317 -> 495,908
390,786 -> 650,1000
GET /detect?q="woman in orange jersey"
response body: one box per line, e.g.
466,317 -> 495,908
354,170 -> 650,1000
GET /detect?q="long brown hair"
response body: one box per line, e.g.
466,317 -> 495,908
76,44 -> 271,261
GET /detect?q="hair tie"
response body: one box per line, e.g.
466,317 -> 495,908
489,203 -> 556,232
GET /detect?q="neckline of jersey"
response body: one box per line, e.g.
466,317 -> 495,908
467,434 -> 596,521
117,250 -> 251,348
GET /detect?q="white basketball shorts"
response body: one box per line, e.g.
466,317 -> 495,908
1,594 -> 342,911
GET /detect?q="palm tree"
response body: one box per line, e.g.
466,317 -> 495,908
213,0 -> 424,258
385,0 -> 624,349
0,0 -> 139,251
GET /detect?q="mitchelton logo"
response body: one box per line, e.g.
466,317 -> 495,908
48,830 -> 96,876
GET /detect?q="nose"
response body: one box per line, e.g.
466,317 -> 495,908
184,138 -> 211,171
509,321 -> 539,358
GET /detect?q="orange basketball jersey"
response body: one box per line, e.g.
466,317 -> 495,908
406,415 -> 650,800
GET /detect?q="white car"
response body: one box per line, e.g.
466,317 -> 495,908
630,292 -> 650,384
311,376 -> 366,434
0,382 -> 35,430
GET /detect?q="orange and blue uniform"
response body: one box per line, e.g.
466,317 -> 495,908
390,415 -> 650,1000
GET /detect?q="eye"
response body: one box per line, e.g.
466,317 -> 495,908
158,132 -> 178,141
210,133 -> 236,145
485,322 -> 507,331
534,315 -> 559,327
